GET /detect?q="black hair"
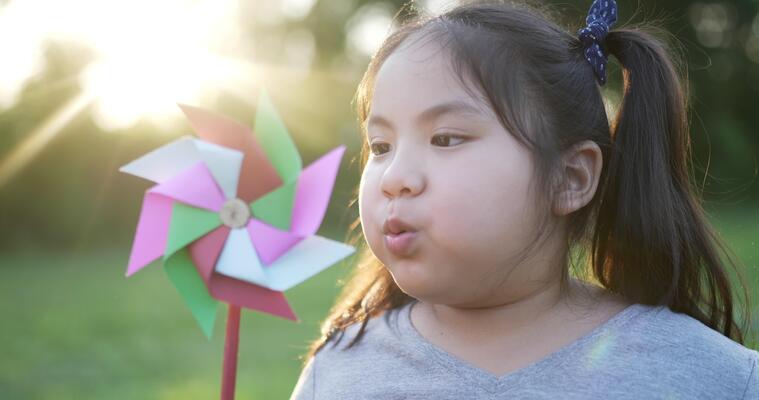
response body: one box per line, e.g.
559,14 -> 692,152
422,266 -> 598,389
302,0 -> 752,363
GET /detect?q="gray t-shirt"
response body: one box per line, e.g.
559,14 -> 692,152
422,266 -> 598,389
289,300 -> 759,399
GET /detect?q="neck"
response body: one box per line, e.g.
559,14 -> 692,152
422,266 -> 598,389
422,277 -> 591,342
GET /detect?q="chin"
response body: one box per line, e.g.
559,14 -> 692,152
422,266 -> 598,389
386,261 -> 440,299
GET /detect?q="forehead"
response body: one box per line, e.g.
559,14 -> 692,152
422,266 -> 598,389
370,36 -> 493,122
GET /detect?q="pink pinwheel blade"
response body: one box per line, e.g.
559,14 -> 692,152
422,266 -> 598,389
247,218 -> 303,266
290,145 -> 346,237
126,192 -> 173,277
187,226 -> 298,321
178,104 -> 283,203
209,275 -> 298,321
149,162 -> 226,212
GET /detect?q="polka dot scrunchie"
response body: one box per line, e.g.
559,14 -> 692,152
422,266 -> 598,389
577,0 -> 618,85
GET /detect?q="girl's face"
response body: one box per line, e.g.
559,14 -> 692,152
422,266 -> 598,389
359,38 -> 555,307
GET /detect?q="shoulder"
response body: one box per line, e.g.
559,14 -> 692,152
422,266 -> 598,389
611,304 -> 758,397
311,303 -> 414,367
317,304 -> 408,356
639,305 -> 756,361
294,304 -> 418,398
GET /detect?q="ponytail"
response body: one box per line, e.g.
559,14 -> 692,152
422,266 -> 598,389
594,27 -> 751,343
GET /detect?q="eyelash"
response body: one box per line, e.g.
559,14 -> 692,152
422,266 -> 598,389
369,134 -> 468,156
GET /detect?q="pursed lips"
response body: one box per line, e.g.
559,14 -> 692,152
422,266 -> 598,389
382,216 -> 419,255
382,216 -> 417,235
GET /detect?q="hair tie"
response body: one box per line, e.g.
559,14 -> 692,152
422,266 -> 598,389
577,0 -> 618,85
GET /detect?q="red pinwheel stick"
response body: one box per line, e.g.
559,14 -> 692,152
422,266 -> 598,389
221,305 -> 241,400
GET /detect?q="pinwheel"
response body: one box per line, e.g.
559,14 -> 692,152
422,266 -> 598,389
120,89 -> 355,399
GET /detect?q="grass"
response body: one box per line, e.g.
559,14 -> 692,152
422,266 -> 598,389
0,244 -> 354,399
0,208 -> 757,399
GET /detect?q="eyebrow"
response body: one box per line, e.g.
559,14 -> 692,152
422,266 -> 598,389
366,100 -> 486,130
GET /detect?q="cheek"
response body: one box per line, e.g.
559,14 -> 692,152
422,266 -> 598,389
427,147 -> 537,262
358,166 -> 383,252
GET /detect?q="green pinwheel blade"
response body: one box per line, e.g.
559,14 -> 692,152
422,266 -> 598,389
253,88 -> 302,183
250,179 -> 297,230
162,202 -> 222,339
164,249 -> 218,339
164,203 -> 222,258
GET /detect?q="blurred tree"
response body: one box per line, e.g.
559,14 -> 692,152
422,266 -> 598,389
0,0 -> 756,251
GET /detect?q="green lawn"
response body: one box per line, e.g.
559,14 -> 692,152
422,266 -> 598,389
0,244 -> 354,399
1,208 -> 757,399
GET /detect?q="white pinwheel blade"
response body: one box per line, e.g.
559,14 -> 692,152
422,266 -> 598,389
215,228 -> 269,287
119,136 -> 243,199
216,233 -> 355,291
194,140 -> 243,199
263,235 -> 355,291
120,136 -> 199,183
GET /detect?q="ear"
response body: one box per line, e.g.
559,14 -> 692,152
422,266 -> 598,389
552,140 -> 603,216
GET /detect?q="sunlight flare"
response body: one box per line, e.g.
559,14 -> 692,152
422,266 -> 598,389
0,90 -> 96,187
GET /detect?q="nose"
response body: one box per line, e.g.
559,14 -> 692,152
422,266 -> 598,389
380,143 -> 426,199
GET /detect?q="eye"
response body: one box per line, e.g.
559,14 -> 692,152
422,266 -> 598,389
370,142 -> 391,156
431,133 -> 467,147
369,133 -> 468,156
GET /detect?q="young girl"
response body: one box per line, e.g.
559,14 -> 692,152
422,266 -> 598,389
290,1 -> 758,398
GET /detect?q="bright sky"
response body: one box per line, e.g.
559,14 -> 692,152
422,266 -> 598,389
0,0 -> 423,186
0,0 -> 250,131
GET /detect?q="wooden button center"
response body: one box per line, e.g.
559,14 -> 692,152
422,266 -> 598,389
219,198 -> 250,229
